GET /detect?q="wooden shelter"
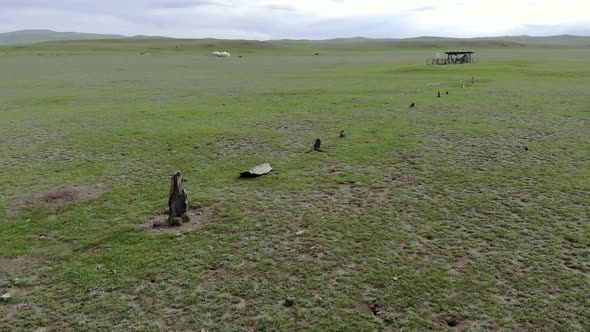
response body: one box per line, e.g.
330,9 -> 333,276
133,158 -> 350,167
428,51 -> 478,65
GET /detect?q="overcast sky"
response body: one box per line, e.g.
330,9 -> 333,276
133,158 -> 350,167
1,0 -> 589,40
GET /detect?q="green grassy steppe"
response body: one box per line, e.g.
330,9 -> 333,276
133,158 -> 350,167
0,39 -> 589,331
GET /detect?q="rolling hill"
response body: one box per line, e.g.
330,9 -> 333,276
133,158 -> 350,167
0,29 -> 134,45
0,30 -> 589,53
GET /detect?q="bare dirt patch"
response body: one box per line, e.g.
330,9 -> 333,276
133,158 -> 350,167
358,300 -> 381,316
394,151 -> 419,165
141,206 -> 213,233
335,182 -> 393,203
146,273 -> 165,284
12,184 -> 108,212
214,137 -> 261,153
0,255 -> 37,274
391,174 -> 423,187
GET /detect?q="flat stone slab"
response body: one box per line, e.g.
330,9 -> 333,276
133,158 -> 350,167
240,163 -> 272,178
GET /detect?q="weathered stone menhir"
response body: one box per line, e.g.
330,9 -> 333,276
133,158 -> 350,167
168,171 -> 189,226
310,138 -> 323,152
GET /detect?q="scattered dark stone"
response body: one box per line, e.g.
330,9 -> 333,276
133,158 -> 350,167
238,55 -> 243,58
240,163 -> 273,178
209,261 -> 225,271
309,138 -> 323,152
314,53 -> 320,56
446,317 -> 458,327
370,305 -> 380,316
339,130 -> 347,138
283,297 -> 296,307
524,146 -> 529,151
146,274 -> 163,284
360,299 -> 381,316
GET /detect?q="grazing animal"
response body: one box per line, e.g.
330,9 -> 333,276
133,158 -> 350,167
409,102 -> 415,108
446,91 -> 449,95
212,51 -> 231,58
437,91 -> 441,98
339,130 -> 347,138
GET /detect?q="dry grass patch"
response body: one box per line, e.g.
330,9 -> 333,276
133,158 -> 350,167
11,184 -> 108,212
0,255 -> 38,275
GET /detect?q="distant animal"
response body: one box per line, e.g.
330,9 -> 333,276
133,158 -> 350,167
339,130 -> 347,138
212,51 -> 231,58
437,91 -> 441,98
524,146 -> 529,151
446,91 -> 449,95
409,102 -> 415,108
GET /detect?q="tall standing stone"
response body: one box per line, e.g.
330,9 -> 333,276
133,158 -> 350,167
168,171 -> 189,226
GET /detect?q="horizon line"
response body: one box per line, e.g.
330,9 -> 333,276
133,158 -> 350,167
1,29 -> 589,42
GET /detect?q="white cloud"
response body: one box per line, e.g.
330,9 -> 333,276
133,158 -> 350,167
0,0 -> 589,39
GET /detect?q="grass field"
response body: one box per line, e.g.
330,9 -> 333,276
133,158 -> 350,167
0,39 -> 589,331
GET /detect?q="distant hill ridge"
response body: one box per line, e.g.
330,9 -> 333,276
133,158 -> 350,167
0,29 -> 171,45
1,29 -> 589,48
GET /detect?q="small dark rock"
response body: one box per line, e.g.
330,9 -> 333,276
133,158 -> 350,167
283,297 -> 296,307
446,317 -> 458,327
309,138 -> 323,152
524,146 -> 529,151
